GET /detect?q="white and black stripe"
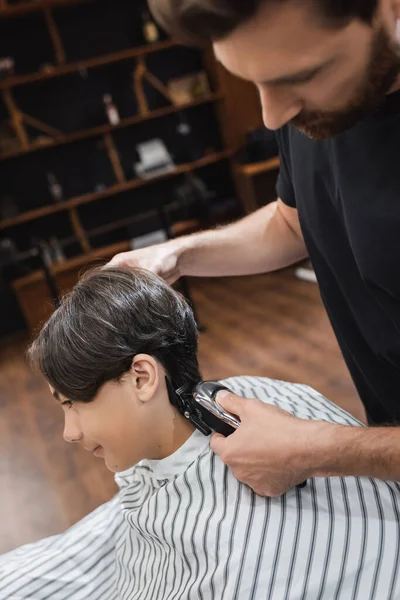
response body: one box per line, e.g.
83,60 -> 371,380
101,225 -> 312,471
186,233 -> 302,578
1,376 -> 400,599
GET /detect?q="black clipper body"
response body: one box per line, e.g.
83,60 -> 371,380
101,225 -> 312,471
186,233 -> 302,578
166,378 -> 238,437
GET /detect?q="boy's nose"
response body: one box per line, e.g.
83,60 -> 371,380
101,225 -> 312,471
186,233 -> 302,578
63,414 -> 83,443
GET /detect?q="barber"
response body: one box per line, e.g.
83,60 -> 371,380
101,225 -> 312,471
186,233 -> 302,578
110,0 -> 400,496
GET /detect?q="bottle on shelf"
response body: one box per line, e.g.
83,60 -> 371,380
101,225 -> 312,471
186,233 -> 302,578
175,113 -> 204,163
47,172 -> 63,203
0,57 -> 15,81
50,237 -> 65,264
142,9 -> 160,44
103,94 -> 120,126
39,240 -> 53,269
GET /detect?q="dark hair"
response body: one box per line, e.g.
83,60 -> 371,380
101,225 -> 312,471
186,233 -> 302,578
149,0 -> 378,45
28,266 -> 202,402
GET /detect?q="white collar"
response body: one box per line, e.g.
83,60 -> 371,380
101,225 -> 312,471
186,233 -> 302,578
140,429 -> 211,480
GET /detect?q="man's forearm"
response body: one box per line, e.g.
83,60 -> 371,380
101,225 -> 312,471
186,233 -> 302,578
175,200 -> 308,278
310,421 -> 400,482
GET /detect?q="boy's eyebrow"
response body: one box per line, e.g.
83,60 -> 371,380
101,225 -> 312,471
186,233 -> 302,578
52,390 -> 60,401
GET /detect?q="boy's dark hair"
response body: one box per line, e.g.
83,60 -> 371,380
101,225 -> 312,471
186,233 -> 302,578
149,0 -> 378,45
28,266 -> 201,402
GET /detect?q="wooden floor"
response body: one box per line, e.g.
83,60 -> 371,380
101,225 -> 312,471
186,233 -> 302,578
0,267 -> 363,554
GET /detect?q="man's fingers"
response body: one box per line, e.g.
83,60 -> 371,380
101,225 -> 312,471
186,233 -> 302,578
216,390 -> 246,418
210,433 -> 226,456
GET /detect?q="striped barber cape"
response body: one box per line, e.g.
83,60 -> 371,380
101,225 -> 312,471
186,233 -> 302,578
1,376 -> 400,600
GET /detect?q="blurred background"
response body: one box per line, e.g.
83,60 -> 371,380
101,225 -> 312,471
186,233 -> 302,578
0,0 -> 361,554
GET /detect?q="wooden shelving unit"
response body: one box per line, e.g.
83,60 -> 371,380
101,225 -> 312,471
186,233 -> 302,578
0,0 -> 91,18
0,149 -> 232,230
0,93 -> 222,162
0,0 -> 242,332
0,39 -> 178,90
236,156 -> 280,177
13,239 -> 132,289
235,156 -> 280,214
13,217 -> 199,289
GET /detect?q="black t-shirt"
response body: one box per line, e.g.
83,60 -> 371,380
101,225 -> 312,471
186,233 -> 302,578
276,90 -> 400,424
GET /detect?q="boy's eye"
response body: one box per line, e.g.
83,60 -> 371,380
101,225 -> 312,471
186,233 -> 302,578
61,400 -> 74,410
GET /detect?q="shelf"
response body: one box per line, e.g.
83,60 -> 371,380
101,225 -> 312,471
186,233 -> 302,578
0,150 -> 232,230
0,39 -> 178,90
12,239 -> 132,289
86,209 -> 200,240
0,0 -> 91,18
236,156 -> 280,177
0,93 -> 223,162
12,219 -> 201,289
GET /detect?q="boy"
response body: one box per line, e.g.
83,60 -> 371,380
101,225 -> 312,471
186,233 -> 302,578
1,267 -> 400,599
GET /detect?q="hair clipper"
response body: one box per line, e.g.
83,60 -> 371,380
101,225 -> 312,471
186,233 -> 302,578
167,377 -> 306,490
191,380 -> 307,490
192,381 -> 240,436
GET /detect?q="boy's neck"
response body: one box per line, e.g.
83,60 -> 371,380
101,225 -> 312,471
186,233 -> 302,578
171,411 -> 197,455
151,407 -> 196,460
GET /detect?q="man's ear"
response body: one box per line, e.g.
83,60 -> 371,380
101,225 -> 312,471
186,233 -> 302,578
130,354 -> 160,402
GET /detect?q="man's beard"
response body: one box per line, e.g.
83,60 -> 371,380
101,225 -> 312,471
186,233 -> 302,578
291,28 -> 400,140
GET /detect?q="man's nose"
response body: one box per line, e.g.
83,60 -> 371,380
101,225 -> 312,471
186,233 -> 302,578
258,85 -> 302,130
63,412 -> 83,443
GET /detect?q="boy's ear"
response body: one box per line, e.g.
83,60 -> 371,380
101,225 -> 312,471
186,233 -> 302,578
131,354 -> 160,402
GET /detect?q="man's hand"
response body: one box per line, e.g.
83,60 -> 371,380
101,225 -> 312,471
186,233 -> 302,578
211,391 -> 400,493
210,390 -> 327,497
108,241 -> 182,285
